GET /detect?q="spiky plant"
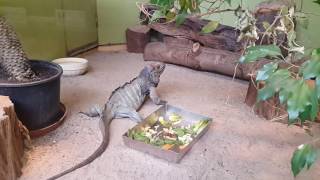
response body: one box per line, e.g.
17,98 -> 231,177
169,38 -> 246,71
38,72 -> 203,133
0,17 -> 37,82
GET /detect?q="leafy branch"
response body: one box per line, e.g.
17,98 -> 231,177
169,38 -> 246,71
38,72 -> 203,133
238,0 -> 320,176
140,0 -> 320,177
140,0 -> 237,32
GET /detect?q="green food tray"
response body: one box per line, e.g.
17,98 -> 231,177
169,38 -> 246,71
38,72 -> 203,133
123,104 -> 212,163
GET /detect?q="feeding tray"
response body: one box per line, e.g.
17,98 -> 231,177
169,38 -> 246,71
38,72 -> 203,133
123,104 -> 212,163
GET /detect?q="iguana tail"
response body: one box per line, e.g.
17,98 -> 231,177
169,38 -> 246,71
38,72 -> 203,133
47,104 -> 114,180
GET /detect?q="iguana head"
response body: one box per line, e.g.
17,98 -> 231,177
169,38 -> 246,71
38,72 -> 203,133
139,62 -> 165,87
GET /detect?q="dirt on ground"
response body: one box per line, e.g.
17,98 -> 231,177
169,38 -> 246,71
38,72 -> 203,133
20,50 -> 320,180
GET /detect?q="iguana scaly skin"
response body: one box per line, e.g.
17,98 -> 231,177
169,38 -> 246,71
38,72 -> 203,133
48,62 -> 166,180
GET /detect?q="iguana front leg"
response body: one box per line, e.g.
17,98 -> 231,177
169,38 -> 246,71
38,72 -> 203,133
149,87 -> 166,105
114,106 -> 143,122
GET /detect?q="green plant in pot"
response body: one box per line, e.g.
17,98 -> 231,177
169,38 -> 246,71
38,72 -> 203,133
0,17 -> 64,137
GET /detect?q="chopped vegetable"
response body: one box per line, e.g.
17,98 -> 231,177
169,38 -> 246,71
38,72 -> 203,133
192,119 -> 210,135
162,144 -> 174,150
159,116 -> 171,127
179,144 -> 188,150
168,113 -> 182,124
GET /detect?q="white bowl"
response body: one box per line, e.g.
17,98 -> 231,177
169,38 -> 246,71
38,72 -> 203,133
52,58 -> 88,76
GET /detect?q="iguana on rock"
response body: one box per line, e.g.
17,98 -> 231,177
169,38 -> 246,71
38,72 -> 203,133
48,62 -> 166,180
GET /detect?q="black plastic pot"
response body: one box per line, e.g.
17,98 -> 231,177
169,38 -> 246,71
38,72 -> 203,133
0,60 -> 64,133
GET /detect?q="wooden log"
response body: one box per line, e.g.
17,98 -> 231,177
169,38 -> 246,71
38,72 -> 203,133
144,41 -> 268,80
149,20 -> 242,52
245,78 -> 258,107
126,25 -> 151,53
0,96 -> 30,180
245,78 -> 287,120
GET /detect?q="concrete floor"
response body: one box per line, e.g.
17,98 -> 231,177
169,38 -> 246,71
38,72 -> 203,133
21,50 -> 320,180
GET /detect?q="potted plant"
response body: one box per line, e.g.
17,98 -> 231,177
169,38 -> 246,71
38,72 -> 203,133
0,17 -> 65,137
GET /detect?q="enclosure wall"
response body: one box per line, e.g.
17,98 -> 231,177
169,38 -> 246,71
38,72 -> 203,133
0,0 -> 98,60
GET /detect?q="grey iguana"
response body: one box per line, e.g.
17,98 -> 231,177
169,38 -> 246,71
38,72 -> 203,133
48,62 -> 166,180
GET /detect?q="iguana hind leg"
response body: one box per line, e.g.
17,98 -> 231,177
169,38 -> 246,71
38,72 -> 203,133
79,104 -> 103,117
114,106 -> 143,122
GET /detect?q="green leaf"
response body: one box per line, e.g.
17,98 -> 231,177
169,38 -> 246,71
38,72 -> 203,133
311,48 -> 320,61
201,21 -> 219,34
291,144 -> 318,177
151,0 -> 174,7
286,80 -> 316,121
179,0 -> 186,9
173,128 -> 185,137
316,76 -> 320,98
314,0 -> 320,5
298,106 -> 313,122
150,10 -> 164,23
256,62 -> 278,81
258,86 -> 276,101
239,45 -> 282,63
301,60 -> 320,80
175,12 -> 187,26
300,48 -> 320,80
257,69 -> 291,101
310,88 -> 319,120
166,11 -> 176,21
279,89 -> 290,104
225,0 -> 232,5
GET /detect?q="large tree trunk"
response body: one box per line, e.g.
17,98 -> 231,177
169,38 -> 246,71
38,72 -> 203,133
144,41 -> 268,80
0,96 -> 30,180
0,17 -> 37,82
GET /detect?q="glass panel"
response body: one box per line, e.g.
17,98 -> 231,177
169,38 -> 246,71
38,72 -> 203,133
296,0 -> 320,49
97,0 -> 145,44
62,0 -> 98,54
201,0 -> 264,26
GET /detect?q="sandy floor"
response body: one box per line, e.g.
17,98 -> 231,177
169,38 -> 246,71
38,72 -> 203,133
20,50 -> 320,180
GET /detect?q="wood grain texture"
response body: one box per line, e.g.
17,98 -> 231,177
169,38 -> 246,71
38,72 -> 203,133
0,96 -> 29,180
144,41 -> 268,80
126,25 -> 151,53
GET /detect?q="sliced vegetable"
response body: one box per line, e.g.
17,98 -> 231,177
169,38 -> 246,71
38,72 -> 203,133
159,116 -> 171,127
169,113 -> 182,124
162,144 -> 174,150
192,119 -> 210,134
